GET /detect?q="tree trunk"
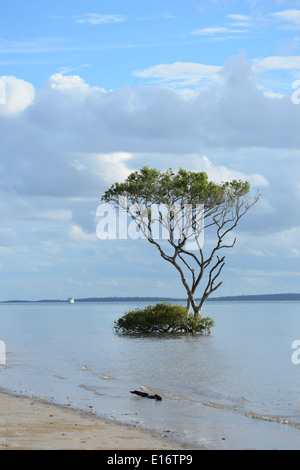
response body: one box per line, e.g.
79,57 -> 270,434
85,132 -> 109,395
186,293 -> 202,320
193,304 -> 202,321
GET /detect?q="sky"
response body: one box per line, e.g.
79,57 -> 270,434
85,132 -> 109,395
1,0 -> 300,301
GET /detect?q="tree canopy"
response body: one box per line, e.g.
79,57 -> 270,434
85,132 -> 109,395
102,166 -> 251,208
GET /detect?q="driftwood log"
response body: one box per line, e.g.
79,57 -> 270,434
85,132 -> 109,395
130,390 -> 162,401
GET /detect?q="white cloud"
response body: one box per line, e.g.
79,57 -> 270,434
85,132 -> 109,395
48,73 -> 91,92
253,55 -> 300,73
199,156 -> 269,188
273,9 -> 300,25
262,90 -> 285,99
0,76 -> 35,115
73,13 -> 127,25
40,73 -> 106,98
191,27 -> 245,36
96,152 -> 134,183
134,62 -> 223,88
227,14 -> 251,22
69,224 -> 97,243
237,225 -> 300,259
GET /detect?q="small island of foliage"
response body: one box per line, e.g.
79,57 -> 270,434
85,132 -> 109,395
114,302 -> 214,335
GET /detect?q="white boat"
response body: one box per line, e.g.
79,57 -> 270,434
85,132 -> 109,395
68,298 -> 75,303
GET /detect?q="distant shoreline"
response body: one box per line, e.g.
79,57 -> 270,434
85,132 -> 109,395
1,293 -> 300,303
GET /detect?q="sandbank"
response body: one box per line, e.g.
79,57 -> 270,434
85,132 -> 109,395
0,391 -> 200,450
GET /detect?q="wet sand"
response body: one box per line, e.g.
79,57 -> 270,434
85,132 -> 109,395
0,391 -> 200,450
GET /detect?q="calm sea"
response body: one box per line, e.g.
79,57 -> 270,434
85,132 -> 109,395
1,300 -> 300,450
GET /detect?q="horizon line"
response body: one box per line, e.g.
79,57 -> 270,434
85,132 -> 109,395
1,293 -> 300,303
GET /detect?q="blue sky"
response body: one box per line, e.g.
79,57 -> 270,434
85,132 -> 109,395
1,0 -> 300,301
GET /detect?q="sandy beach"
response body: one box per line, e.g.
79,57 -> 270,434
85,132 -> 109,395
0,391 -> 200,450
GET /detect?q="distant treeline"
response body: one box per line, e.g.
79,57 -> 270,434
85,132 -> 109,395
1,293 -> 300,303
207,293 -> 300,301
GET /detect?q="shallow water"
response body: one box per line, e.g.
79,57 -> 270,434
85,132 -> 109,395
1,300 -> 300,449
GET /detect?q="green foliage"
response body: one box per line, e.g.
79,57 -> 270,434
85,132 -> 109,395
114,302 -> 215,335
101,166 -> 253,209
